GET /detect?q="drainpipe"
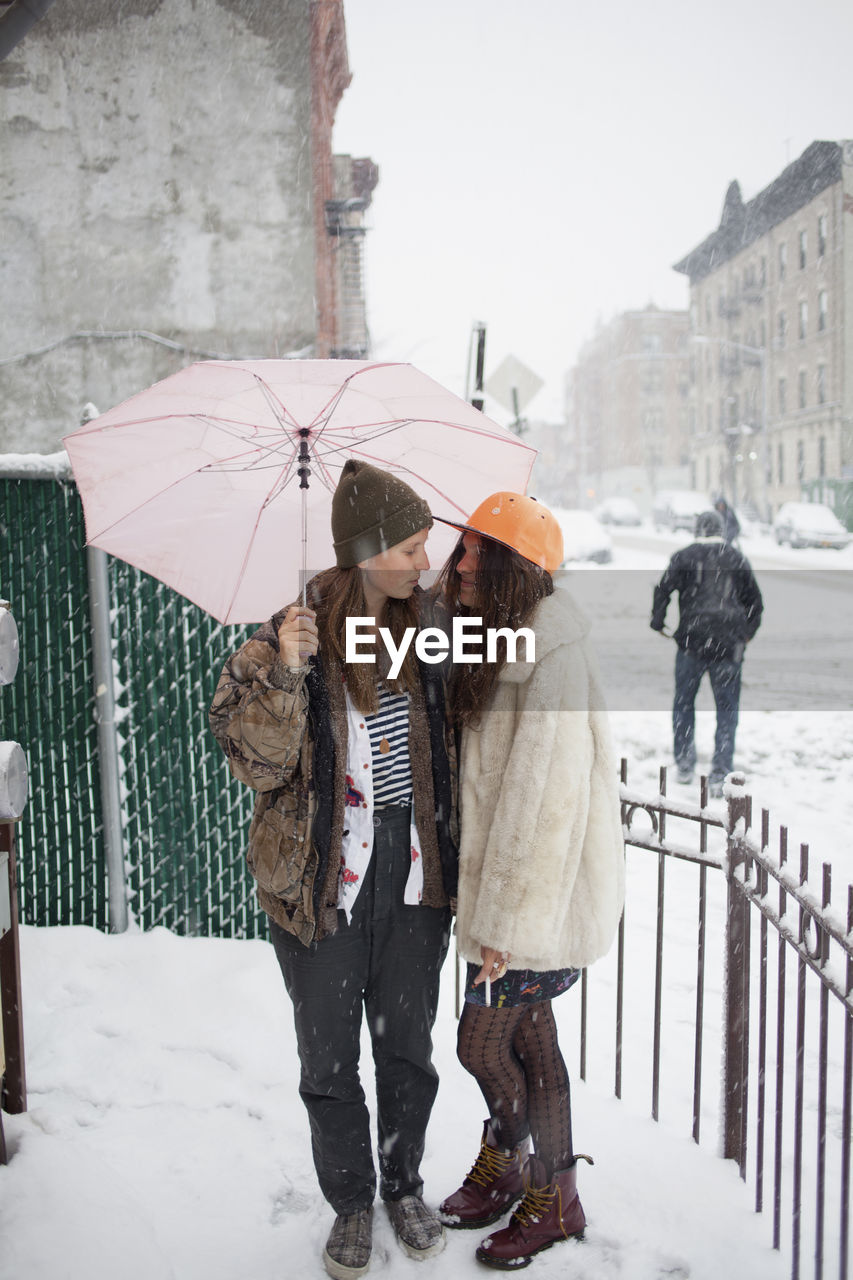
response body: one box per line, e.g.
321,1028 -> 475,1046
0,0 -> 58,63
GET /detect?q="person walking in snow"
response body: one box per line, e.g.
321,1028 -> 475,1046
432,493 -> 625,1270
209,461 -> 456,1280
714,495 -> 741,545
650,508 -> 763,797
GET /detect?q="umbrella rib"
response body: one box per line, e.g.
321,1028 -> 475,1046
251,374 -> 305,433
224,468 -> 294,621
309,419 -> 417,458
299,362 -> 401,435
246,366 -> 373,438
82,442 -> 293,541
312,417 -> 535,451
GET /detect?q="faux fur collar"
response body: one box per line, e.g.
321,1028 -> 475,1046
497,584 -> 590,684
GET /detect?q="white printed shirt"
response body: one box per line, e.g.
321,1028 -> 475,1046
337,686 -> 424,921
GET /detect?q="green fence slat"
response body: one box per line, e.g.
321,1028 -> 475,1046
0,476 -> 106,928
1,474 -> 262,938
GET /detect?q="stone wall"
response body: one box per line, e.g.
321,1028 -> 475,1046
0,0 -> 335,451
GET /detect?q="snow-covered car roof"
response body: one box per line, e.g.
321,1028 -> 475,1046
551,508 -> 613,556
774,502 -> 845,532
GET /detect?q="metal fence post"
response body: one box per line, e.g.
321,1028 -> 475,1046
86,547 -> 128,933
0,820 -> 27,1121
723,775 -> 752,1165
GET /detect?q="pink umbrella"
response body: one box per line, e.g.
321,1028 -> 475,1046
63,359 -> 536,624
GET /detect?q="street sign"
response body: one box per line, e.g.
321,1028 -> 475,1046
485,354 -> 544,414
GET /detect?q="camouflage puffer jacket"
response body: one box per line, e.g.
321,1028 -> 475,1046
209,609 -> 457,947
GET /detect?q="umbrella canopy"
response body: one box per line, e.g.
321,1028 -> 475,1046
63,359 -> 537,624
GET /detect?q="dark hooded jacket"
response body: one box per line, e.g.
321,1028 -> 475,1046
650,534 -> 763,663
714,498 -> 741,543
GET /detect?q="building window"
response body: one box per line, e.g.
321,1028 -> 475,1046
705,457 -> 711,489
818,290 -> 828,331
778,311 -> 786,348
642,367 -> 663,394
798,370 -> 807,410
778,442 -> 784,484
706,404 -> 712,435
779,242 -> 787,281
799,230 -> 807,269
818,214 -> 827,258
778,377 -> 787,416
798,300 -> 808,340
817,363 -> 827,405
797,440 -> 805,483
760,255 -> 767,286
759,319 -> 766,348
705,296 -> 711,326
819,436 -> 826,477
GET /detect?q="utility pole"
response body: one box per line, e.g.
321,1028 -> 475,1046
467,322 -> 487,411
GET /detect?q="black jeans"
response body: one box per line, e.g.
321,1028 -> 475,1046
270,805 -> 451,1215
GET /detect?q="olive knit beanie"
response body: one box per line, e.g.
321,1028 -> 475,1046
331,459 -> 433,567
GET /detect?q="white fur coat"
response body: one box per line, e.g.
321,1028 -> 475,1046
454,586 -> 626,971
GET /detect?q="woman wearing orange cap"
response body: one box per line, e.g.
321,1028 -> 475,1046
434,492 -> 625,1269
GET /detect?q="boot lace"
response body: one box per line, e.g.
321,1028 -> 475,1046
467,1141 -> 515,1188
512,1182 -> 556,1226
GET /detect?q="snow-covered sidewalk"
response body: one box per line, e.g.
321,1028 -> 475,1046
1,923 -> 785,1280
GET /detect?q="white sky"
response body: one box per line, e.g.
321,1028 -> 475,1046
333,0 -> 853,422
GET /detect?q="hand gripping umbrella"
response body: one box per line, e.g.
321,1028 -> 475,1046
63,359 -> 537,624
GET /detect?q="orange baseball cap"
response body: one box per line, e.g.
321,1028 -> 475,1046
438,492 -> 564,572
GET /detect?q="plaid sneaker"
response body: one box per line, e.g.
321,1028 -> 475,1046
322,1207 -> 373,1280
386,1195 -> 446,1260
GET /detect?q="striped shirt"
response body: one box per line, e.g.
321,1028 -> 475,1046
365,682 -> 412,806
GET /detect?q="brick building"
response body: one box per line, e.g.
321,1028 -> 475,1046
674,140 -> 853,519
565,305 -> 690,508
0,0 -> 376,452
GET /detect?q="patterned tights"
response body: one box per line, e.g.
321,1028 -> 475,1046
456,998 -> 573,1177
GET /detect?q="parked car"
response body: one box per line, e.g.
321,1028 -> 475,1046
772,502 -> 851,550
552,508 -> 613,564
652,489 -> 713,533
594,496 -> 643,526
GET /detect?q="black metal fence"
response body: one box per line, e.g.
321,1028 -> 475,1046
575,760 -> 853,1280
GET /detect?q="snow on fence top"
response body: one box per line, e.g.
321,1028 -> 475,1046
0,452 -> 72,480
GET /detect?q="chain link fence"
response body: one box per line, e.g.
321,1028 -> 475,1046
0,468 -> 260,937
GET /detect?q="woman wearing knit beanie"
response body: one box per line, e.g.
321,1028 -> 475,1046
210,460 -> 457,1279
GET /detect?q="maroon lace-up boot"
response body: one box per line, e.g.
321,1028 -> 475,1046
439,1120 -> 529,1229
475,1153 -> 593,1269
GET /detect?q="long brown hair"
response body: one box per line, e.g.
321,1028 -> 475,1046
436,534 -> 554,726
307,566 -> 422,714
